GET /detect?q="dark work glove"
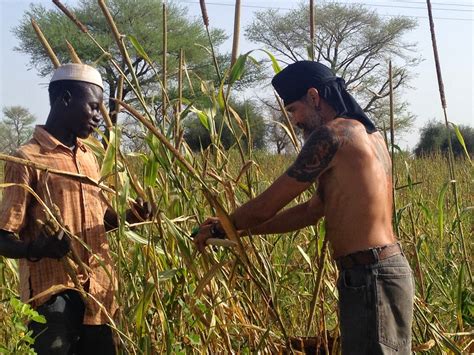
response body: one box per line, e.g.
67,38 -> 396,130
27,230 -> 71,260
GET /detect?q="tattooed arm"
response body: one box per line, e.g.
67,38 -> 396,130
194,125 -> 341,252
230,125 -> 340,231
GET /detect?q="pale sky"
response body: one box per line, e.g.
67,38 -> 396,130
1,0 -> 473,150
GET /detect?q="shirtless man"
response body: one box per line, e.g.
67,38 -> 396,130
194,61 -> 414,354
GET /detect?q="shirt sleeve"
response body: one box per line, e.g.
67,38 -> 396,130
0,151 -> 34,234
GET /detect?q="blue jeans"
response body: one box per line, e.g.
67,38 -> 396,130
337,253 -> 414,354
29,290 -> 116,355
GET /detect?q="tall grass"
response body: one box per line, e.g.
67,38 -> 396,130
0,0 -> 472,353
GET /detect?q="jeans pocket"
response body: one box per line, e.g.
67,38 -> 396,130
376,268 -> 414,351
338,269 -> 371,354
341,269 -> 367,289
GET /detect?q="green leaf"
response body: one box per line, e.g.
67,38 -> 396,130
437,181 -> 450,242
124,230 -> 148,244
297,245 -> 312,269
22,335 -> 35,345
188,333 -> 201,346
317,219 -> 326,252
158,269 -> 179,281
10,297 -> 21,309
228,53 -> 249,84
217,80 -> 226,111
144,154 -> 159,187
260,49 -> 281,73
134,279 -> 155,333
126,152 -> 147,162
14,322 -> 27,332
83,135 -> 106,160
30,313 -> 46,324
100,130 -> 117,177
128,35 -> 152,64
228,50 -> 281,86
416,202 -> 433,222
450,122 -> 472,164
190,107 -> 210,130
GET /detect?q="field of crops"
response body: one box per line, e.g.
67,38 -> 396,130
0,0 -> 472,353
0,150 -> 472,353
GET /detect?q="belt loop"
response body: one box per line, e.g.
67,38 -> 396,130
371,248 -> 379,262
398,241 -> 404,256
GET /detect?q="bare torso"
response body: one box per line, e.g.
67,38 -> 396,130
198,117 -> 398,256
318,118 -> 396,258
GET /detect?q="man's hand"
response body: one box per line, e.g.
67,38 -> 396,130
26,213 -> 71,260
193,218 -> 226,253
28,229 -> 71,260
126,197 -> 153,224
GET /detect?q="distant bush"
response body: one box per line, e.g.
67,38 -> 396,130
183,99 -> 267,152
414,121 -> 473,158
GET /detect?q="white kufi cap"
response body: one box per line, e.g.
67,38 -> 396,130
50,63 -> 103,90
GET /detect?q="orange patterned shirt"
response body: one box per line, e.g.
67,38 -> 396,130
0,126 -> 117,325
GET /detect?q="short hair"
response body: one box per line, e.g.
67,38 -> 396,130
48,80 -> 98,106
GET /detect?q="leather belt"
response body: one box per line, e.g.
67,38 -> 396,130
336,243 -> 402,270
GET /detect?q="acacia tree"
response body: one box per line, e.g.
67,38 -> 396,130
268,112 -> 293,154
0,106 -> 35,153
13,0 -> 228,124
245,2 -> 419,132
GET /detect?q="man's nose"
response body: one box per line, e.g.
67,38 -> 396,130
289,114 -> 301,127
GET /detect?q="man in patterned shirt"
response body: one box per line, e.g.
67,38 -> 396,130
0,63 -> 149,354
194,61 -> 414,354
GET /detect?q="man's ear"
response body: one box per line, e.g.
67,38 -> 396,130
306,88 -> 320,106
62,90 -> 72,107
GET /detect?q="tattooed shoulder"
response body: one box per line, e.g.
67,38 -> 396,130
337,121 -> 356,146
286,126 -> 340,183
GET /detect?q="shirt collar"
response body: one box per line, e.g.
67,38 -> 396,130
33,125 -> 85,151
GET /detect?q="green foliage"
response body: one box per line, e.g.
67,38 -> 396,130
0,293 -> 46,354
15,0 -> 226,77
245,2 -> 419,132
13,0 -> 228,121
414,121 -> 474,158
0,106 -> 35,153
3,1 -> 472,352
183,99 -> 267,151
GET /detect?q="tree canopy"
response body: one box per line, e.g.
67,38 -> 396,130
245,2 -> 419,132
14,0 -> 228,123
0,106 -> 35,153
414,121 -> 473,158
183,99 -> 267,152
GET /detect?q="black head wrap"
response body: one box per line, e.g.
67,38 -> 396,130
271,61 -> 377,133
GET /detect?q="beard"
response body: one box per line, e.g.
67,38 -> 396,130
302,106 -> 323,141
